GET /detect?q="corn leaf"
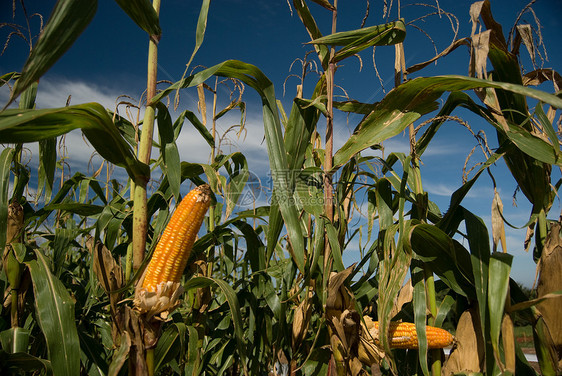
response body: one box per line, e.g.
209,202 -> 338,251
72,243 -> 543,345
308,20 -> 406,62
27,249 -> 80,376
78,331 -> 109,376
410,224 -> 475,299
152,60 -> 306,272
333,75 -> 562,171
0,147 -> 14,251
488,252 -> 513,365
9,0 -> 97,104
0,351 -> 53,375
37,138 -> 56,204
411,259 -> 430,376
113,0 -> 161,37
154,325 -> 182,372
292,0 -> 329,68
0,103 -> 149,182
183,276 -> 248,376
156,102 -> 181,201
0,327 -> 30,353
108,332 -> 130,376
182,110 -> 215,149
285,98 -> 320,171
183,0 -> 209,71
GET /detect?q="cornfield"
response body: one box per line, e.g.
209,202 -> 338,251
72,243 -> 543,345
1,0 -> 561,375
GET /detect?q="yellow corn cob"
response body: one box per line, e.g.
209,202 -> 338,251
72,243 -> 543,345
141,184 -> 211,292
373,321 -> 454,349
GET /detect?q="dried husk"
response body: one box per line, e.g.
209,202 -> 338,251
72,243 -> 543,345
134,281 -> 184,321
442,308 -> 485,375
292,297 -> 312,350
358,315 -> 384,367
537,221 -> 562,370
86,236 -> 124,309
6,201 -> 24,245
390,278 -> 413,319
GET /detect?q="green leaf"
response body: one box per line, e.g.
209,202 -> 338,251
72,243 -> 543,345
411,260 -> 429,376
285,98 -> 320,171
410,224 -> 475,298
154,325 -> 181,372
309,20 -> 406,62
184,325 -> 199,376
224,153 -> 250,219
333,75 -> 562,170
108,332 -> 130,376
0,147 -> 14,251
156,102 -> 181,201
488,252 -> 513,362
9,0 -> 97,103
0,103 -> 149,182
26,249 -> 80,376
292,0 -> 329,68
78,330 -> 109,376
0,327 -> 30,353
463,208 -> 491,346
0,350 -> 53,375
325,221 -> 344,272
183,276 -> 248,376
183,0 -> 210,71
183,110 -> 215,149
37,138 -> 56,203
114,0 -> 161,36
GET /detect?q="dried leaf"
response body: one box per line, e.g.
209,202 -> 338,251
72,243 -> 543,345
326,265 -> 355,319
442,308 -> 485,374
6,201 -> 24,245
491,188 -> 507,252
292,299 -> 312,349
390,278 -> 413,318
309,0 -> 335,11
471,30 -> 491,80
86,237 -> 124,309
515,24 -> 535,65
522,69 -> 562,92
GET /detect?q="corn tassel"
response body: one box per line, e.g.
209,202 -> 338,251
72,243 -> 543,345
142,184 -> 211,292
375,321 -> 453,349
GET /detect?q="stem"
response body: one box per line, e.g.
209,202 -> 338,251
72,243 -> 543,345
323,0 -> 337,271
146,348 -> 155,376
206,78 -> 218,277
132,0 -> 161,272
10,289 -> 18,327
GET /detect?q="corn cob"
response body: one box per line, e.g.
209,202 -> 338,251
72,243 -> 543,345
141,184 -> 211,292
372,321 -> 454,349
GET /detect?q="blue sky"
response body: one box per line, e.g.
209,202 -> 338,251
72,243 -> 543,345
1,0 -> 562,287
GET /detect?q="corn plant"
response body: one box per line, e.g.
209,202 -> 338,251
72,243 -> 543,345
1,0 -> 562,375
